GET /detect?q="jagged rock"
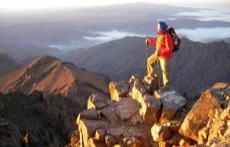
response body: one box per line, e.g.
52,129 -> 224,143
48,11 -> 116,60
109,81 -> 129,101
123,76 -> 162,125
100,98 -> 139,122
198,127 -> 210,144
141,94 -> 162,124
179,90 -> 222,141
151,124 -> 171,142
78,119 -> 109,146
159,90 -> 187,123
204,105 -> 230,146
87,94 -> 108,110
130,78 -> 147,101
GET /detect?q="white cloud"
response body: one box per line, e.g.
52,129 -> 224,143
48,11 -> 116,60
84,30 -> 144,43
177,27 -> 230,42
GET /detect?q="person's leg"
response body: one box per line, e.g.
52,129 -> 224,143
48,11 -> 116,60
159,57 -> 171,86
147,53 -> 158,78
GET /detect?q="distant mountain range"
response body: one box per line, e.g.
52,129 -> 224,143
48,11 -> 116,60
0,35 -> 229,98
62,37 -> 230,98
0,56 -> 110,110
1,2 -> 229,55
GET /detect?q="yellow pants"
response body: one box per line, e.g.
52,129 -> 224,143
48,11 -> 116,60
147,53 -> 171,86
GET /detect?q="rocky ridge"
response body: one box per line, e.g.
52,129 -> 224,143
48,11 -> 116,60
0,55 -> 110,109
68,75 -> 230,147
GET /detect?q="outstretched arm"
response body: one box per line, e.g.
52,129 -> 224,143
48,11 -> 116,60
145,38 -> 156,46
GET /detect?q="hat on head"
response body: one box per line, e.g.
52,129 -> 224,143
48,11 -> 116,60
158,21 -> 168,32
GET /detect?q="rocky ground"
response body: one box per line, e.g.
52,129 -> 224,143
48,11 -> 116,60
0,74 -> 230,146
67,75 -> 230,147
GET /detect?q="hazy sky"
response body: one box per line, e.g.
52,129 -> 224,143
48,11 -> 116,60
1,0 -> 229,11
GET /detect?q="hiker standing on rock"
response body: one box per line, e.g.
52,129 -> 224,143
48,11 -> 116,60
145,21 -> 173,89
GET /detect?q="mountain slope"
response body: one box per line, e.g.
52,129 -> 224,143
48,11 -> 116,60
0,55 -> 110,108
62,36 -> 147,80
62,37 -> 230,97
0,53 -> 19,77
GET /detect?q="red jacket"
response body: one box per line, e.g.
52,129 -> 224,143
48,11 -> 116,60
149,30 -> 173,59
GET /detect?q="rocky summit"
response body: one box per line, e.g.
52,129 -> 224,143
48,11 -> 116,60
68,75 -> 230,147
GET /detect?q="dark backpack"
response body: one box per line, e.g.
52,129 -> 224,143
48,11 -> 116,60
168,27 -> 181,52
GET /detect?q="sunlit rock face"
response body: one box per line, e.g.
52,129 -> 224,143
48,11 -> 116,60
71,75 -> 192,147
70,74 -> 230,147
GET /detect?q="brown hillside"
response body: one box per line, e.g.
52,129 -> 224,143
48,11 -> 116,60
0,55 -> 110,108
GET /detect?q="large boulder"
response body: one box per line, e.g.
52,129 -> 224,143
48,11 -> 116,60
159,90 -> 187,123
141,94 -> 162,124
100,98 -> 140,123
179,90 -> 222,141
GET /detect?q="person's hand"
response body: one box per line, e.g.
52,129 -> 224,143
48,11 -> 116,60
145,38 -> 150,45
